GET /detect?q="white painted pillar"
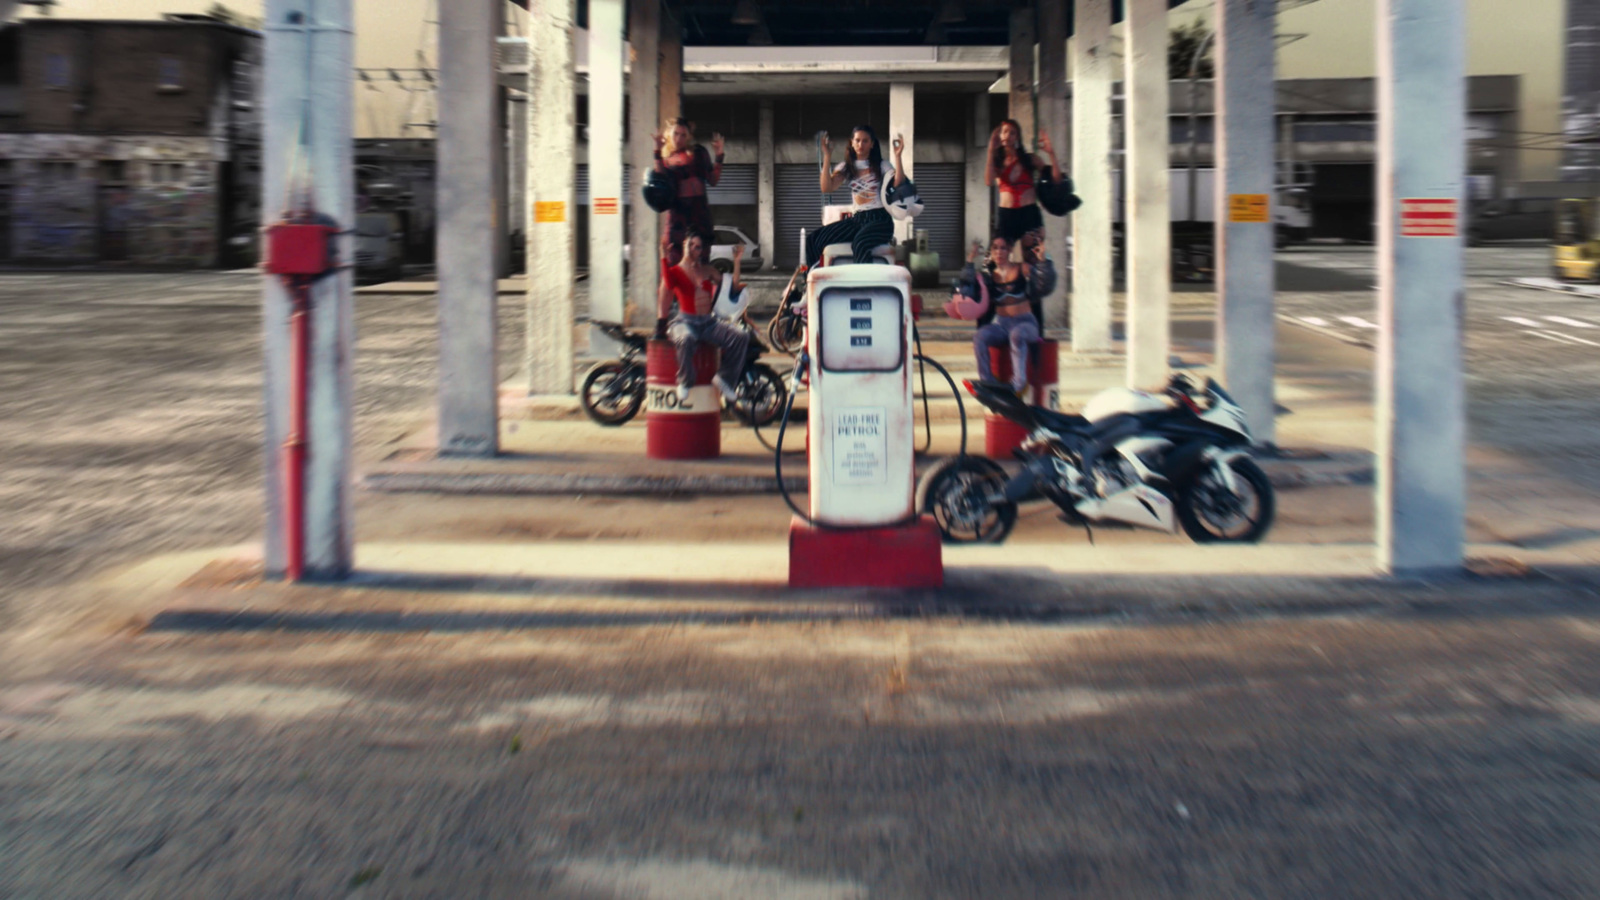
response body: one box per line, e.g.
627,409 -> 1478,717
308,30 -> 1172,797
261,0 -> 355,577
758,98 -> 775,271
1008,5 -> 1036,143
525,0 -> 575,395
1124,0 -> 1172,390
1071,0 -> 1114,355
437,0 -> 500,456
889,82 -> 915,243
626,0 -> 660,324
1215,0 -> 1277,446
965,92 -> 992,251
587,0 -> 625,357
1376,0 -> 1466,576
1037,0 -> 1068,331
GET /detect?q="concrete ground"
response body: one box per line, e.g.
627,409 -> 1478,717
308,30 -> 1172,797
4,247 -> 1600,898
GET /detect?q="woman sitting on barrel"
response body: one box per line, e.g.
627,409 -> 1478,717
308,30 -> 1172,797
948,235 -> 1057,395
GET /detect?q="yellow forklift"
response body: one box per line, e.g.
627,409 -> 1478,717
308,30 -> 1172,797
1553,198 -> 1600,281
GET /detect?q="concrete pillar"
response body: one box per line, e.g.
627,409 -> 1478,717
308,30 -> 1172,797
626,0 -> 660,324
659,11 -> 682,122
966,92 -> 992,252
261,0 -> 355,577
1008,5 -> 1035,142
525,0 -> 576,395
1215,0 -> 1277,446
508,89 -> 527,258
1036,0 -> 1068,331
587,0 -> 625,357
436,0 -> 501,456
1070,0 -> 1114,355
889,83 -> 915,243
758,98 -> 775,271
1376,0 -> 1466,576
1123,0 -> 1172,390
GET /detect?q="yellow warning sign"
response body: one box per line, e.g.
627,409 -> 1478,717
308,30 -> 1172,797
534,201 -> 567,224
1228,193 -> 1270,223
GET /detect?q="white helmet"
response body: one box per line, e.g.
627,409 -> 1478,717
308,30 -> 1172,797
881,178 -> 924,221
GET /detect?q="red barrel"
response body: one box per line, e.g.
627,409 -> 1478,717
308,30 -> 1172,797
984,338 -> 1060,459
646,339 -> 721,459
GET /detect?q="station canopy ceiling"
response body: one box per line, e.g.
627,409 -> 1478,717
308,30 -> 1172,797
640,1 -> 1193,46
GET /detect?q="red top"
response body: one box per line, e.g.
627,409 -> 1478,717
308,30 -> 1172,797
997,156 -> 1034,201
662,259 -> 717,316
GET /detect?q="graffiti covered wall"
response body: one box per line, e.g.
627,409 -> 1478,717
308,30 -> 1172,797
0,135 -> 219,266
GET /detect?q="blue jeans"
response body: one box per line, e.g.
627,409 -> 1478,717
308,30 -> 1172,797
974,313 -> 1040,392
669,314 -> 748,390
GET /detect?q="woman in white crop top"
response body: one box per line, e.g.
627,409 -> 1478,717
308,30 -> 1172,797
804,125 -> 906,268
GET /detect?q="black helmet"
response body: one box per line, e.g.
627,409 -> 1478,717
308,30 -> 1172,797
641,169 -> 677,213
1036,169 -> 1082,217
881,177 -> 924,220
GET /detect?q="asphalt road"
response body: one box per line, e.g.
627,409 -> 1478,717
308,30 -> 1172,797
0,272 -> 527,631
1274,244 -> 1600,493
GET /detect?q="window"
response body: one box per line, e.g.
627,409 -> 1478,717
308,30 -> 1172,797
100,161 -> 128,184
40,161 -> 77,182
158,57 -> 183,91
150,162 -> 187,185
44,53 -> 70,90
0,160 -> 12,184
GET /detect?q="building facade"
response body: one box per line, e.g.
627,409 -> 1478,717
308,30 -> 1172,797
0,15 -> 261,267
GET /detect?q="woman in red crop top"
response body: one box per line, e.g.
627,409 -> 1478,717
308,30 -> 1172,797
986,118 -> 1059,248
655,233 -> 749,406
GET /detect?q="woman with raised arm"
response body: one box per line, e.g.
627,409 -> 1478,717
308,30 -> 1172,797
967,234 -> 1057,394
986,118 -> 1059,250
804,125 -> 906,268
653,118 -> 723,265
656,232 -> 748,407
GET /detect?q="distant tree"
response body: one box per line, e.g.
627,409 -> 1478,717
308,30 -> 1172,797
206,2 -> 263,30
1169,20 -> 1214,79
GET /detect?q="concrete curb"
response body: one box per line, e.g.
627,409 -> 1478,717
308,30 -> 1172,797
362,455 -> 1372,496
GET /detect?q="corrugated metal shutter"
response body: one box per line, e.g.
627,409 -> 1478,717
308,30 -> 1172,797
910,163 -> 963,268
776,163 -> 852,268
707,164 -> 756,205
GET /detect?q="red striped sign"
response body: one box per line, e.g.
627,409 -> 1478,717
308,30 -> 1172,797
1399,198 -> 1458,238
594,197 -> 619,215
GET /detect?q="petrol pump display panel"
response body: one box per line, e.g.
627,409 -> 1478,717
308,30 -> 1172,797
817,287 -> 905,373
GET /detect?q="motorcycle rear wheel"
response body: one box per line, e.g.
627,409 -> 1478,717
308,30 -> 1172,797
729,363 -> 787,427
580,361 -> 645,426
1176,456 -> 1275,543
917,456 -> 1017,544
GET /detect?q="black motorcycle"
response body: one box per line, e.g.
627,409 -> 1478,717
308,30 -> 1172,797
918,375 -> 1274,545
578,318 -> 787,428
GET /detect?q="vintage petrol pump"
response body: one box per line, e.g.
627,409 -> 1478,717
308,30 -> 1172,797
786,263 -> 943,588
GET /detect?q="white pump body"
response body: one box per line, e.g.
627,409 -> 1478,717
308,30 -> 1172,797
805,264 -> 916,527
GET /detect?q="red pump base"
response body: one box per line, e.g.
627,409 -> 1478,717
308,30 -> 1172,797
788,515 -> 944,589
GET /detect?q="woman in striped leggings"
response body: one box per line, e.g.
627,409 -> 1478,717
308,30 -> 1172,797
805,125 -> 906,268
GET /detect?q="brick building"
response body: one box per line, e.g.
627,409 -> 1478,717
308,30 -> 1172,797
0,14 -> 261,266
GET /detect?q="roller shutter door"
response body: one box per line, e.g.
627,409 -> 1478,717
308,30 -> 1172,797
776,163 -> 855,268
706,164 -> 756,205
910,163 -> 963,269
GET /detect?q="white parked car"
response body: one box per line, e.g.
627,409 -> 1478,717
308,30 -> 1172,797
623,225 -> 759,276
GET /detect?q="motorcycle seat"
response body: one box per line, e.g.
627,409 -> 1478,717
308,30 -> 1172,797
1032,406 -> 1089,433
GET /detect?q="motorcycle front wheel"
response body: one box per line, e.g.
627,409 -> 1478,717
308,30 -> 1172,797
1176,456 -> 1275,543
729,363 -> 787,427
767,311 -> 806,356
580,360 -> 645,426
917,456 -> 1017,544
